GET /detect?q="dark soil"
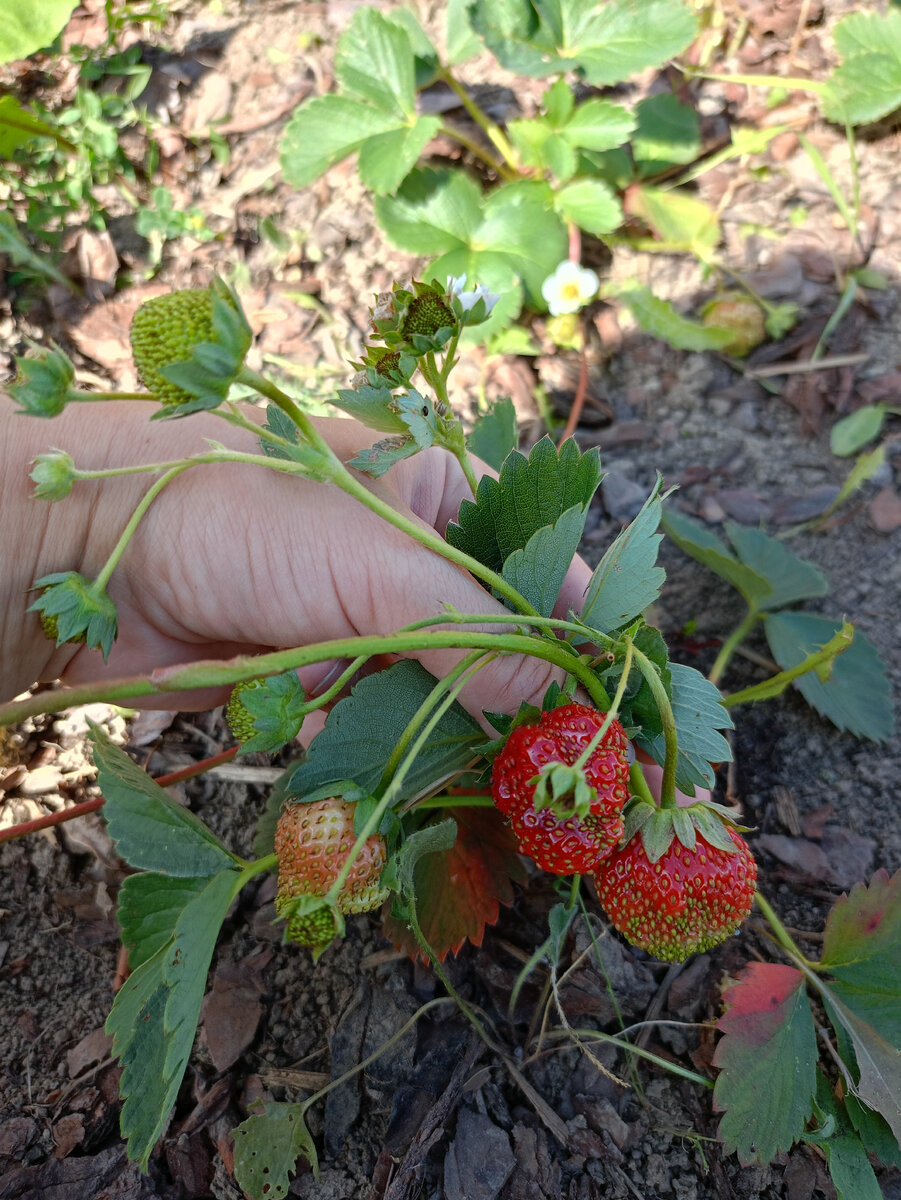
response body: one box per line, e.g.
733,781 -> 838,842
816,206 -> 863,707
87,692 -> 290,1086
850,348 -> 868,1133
2,2 -> 900,1199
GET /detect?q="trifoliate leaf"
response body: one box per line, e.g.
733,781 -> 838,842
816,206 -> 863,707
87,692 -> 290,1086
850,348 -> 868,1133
29,570 -> 118,660
821,989 -> 901,1146
581,479 -> 666,634
467,396 -> 517,471
763,612 -> 894,742
233,1103 -> 318,1199
90,724 -> 239,875
713,963 -> 818,1166
446,436 -> 602,579
562,98 -> 635,150
502,504 -> 587,617
357,116 -> 443,195
287,660 -> 484,801
724,524 -> 829,611
806,1080 -> 884,1200
662,510 -> 773,607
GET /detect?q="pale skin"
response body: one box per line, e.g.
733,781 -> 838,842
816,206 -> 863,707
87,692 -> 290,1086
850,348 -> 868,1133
0,399 -> 684,797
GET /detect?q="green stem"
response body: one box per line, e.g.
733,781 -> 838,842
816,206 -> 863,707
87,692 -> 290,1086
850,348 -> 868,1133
436,67 -> 519,172
629,760 -> 656,806
439,121 -> 516,179
708,609 -> 760,687
722,621 -> 853,709
377,650 -> 489,794
398,607 -> 615,651
631,644 -> 678,808
572,638 -> 633,771
753,891 -> 819,970
328,652 -> 490,902
78,391 -> 155,401
544,1027 -> 714,1090
94,463 -> 191,591
0,627 -> 612,726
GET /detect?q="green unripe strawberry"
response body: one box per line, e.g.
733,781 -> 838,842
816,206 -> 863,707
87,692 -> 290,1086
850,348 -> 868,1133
702,294 -> 766,357
225,678 -> 266,744
130,287 -> 235,405
400,294 -> 454,339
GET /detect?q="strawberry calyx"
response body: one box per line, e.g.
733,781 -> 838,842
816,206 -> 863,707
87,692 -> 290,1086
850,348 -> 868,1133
529,761 -> 598,821
621,794 -> 752,864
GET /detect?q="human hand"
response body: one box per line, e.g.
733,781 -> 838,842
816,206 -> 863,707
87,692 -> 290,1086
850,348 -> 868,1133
3,403 -> 591,725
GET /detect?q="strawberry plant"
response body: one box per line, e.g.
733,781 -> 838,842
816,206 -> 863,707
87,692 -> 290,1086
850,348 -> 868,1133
2,274 -> 899,1197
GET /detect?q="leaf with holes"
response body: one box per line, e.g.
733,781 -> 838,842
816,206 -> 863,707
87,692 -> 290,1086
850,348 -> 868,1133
233,1103 -> 318,1199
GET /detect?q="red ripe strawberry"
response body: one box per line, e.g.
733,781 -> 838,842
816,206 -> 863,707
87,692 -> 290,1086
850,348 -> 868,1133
274,798 -> 390,950
491,703 -> 631,875
594,824 -> 757,962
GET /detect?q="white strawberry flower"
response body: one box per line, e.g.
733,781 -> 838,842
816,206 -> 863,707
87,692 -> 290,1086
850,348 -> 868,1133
446,274 -> 500,316
541,260 -> 600,316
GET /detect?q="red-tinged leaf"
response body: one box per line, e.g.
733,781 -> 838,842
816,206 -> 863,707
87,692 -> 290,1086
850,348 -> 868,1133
821,869 -> 901,991
713,962 -> 817,1165
382,806 -> 526,962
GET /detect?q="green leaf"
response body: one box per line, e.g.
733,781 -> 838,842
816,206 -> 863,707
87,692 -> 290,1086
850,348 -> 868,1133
581,480 -> 666,634
334,7 -> 417,118
763,612 -> 895,742
0,95 -> 58,157
661,510 -> 773,606
468,396 -> 518,471
261,404 -> 302,460
233,1103 -> 318,1199
237,669 -> 308,756
641,663 -> 733,793
357,115 -> 443,195
627,185 -> 720,251
375,167 -> 483,254
0,0 -> 78,63
822,11 -> 901,125
393,817 -> 459,899
724,524 -> 829,611
0,216 -> 73,289
332,383 -> 413,433
280,95 -> 398,188
502,504 -> 587,617
109,869 -> 242,1167
820,870 -> 901,1046
90,724 -> 238,876
613,284 -> 733,352
116,873 -> 212,969
288,660 -> 483,801
562,98 -> 634,150
832,444 -> 887,513
632,93 -> 701,177
554,178 -> 622,236
830,405 -> 887,456
467,0 -> 697,83
376,172 -> 567,332
806,1076 -> 885,1200
346,391 -> 437,477
713,963 -> 818,1166
446,0 -> 482,64
446,436 -> 602,577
